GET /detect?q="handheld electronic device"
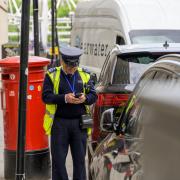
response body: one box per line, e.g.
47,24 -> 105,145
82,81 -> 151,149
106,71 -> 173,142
75,93 -> 82,98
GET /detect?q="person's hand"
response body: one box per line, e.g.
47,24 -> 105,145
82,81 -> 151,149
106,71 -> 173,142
65,93 -> 86,104
78,93 -> 86,103
65,93 -> 81,104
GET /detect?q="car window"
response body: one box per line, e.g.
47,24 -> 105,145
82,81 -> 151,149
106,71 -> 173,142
112,54 -> 154,85
113,57 -> 130,84
153,71 -> 170,80
129,72 -> 180,138
125,100 -> 143,138
118,70 -> 156,136
103,52 -> 117,85
129,30 -> 180,44
119,69 -> 180,138
129,62 -> 150,84
152,71 -> 175,89
99,52 -> 110,82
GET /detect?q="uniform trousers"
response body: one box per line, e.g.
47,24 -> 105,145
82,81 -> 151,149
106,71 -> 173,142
51,117 -> 87,180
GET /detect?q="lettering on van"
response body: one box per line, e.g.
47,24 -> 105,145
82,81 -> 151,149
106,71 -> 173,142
80,42 -> 109,57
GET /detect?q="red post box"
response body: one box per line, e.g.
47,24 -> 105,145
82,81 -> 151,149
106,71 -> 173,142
0,56 -> 51,179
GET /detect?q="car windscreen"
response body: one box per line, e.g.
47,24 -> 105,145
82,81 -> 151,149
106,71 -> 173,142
129,30 -> 180,44
112,53 -> 155,85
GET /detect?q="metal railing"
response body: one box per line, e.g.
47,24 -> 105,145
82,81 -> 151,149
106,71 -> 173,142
8,15 -> 72,44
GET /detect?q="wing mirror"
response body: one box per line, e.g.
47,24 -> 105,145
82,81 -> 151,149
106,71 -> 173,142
90,73 -> 98,85
100,108 -> 115,132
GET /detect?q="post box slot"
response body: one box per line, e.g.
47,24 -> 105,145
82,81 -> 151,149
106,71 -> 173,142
2,74 -> 10,80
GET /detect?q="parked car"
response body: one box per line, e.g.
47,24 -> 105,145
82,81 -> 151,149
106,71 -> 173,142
89,54 -> 180,180
91,43 -> 180,148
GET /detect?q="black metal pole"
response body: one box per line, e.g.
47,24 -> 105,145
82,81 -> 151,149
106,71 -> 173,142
51,0 -> 55,66
33,0 -> 39,56
55,0 -> 60,66
15,0 -> 30,179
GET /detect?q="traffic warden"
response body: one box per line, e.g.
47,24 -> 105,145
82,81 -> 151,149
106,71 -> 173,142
42,45 -> 97,180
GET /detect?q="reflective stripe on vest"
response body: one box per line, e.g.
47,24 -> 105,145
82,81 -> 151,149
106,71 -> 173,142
43,67 -> 91,135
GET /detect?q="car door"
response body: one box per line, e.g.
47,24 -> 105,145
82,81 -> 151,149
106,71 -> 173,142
90,132 -> 124,180
116,68 -> 178,180
112,70 -> 158,180
90,68 -> 177,180
90,70 -> 156,180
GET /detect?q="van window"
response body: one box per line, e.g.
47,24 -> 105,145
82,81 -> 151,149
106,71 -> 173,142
116,36 -> 125,45
129,30 -> 180,44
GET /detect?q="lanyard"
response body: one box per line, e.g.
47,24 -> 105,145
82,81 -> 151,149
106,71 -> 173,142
64,74 -> 76,93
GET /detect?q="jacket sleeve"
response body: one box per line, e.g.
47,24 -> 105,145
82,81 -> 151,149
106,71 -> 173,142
42,73 -> 66,105
84,76 -> 98,105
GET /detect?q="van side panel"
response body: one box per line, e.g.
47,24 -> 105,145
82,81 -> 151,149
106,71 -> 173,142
71,0 -> 127,75
71,17 -> 122,75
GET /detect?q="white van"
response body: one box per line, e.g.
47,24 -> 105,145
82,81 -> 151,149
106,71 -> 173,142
71,0 -> 180,76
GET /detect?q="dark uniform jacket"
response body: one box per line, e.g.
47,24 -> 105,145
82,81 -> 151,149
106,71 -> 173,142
42,68 -> 97,119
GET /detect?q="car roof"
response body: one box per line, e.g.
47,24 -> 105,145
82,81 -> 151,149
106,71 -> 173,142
114,43 -> 180,54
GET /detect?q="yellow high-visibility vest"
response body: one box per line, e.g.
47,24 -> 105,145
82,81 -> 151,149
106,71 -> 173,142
43,66 -> 91,135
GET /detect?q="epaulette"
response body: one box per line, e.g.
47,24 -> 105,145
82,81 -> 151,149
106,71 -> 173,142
48,67 -> 57,73
82,67 -> 91,74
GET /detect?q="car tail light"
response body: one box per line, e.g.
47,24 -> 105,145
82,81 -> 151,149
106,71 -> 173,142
92,93 -> 129,143
92,104 -> 100,142
97,93 -> 129,107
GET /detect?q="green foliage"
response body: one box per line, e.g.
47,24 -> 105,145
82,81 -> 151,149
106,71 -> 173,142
9,25 -> 19,32
9,36 -> 20,43
16,0 -> 21,6
8,0 -> 22,13
9,0 -> 80,17
57,5 -> 69,17
48,0 -> 79,17
8,0 -> 80,43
